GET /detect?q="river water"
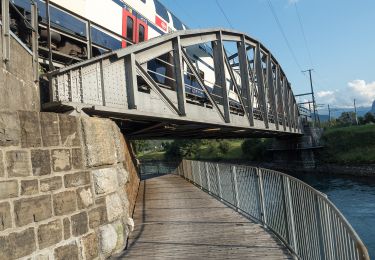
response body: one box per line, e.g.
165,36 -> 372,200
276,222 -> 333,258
291,172 -> 375,259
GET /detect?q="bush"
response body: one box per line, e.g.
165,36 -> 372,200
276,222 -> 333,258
241,138 -> 271,161
319,124 -> 375,163
218,141 -> 230,154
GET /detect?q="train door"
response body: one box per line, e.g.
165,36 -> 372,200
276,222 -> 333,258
122,9 -> 136,47
136,18 -> 148,43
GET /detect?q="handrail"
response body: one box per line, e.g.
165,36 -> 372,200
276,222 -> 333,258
176,160 -> 370,260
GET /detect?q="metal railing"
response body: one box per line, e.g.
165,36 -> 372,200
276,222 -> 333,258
1,0 -> 38,81
139,161 -> 179,178
176,160 -> 370,260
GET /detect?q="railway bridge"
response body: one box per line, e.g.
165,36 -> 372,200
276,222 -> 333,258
0,2 -> 369,259
44,28 -> 303,139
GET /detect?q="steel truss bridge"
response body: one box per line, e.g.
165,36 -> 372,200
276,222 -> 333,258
45,29 -> 303,139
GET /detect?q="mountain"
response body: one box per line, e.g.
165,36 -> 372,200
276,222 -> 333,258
371,100 -> 375,113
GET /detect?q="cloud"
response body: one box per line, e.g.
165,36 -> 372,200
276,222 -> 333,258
316,80 -> 375,108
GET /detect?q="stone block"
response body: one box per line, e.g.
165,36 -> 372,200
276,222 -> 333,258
0,227 -> 36,260
77,186 -> 94,209
64,171 -> 90,188
40,176 -> 62,192
52,149 -> 71,172
81,117 -> 118,167
113,220 -> 126,252
40,113 -> 60,147
0,111 -> 20,147
111,124 -> 125,163
31,149 -> 51,176
6,150 -> 31,177
117,165 -> 129,187
38,219 -> 63,249
82,232 -> 99,259
71,148 -> 83,169
14,195 -> 52,226
0,202 -> 12,231
59,115 -> 80,147
93,167 -> 118,195
53,191 -> 77,216
89,206 -> 108,229
54,242 -> 79,260
21,179 -> 38,195
99,224 -> 118,258
106,193 -> 124,222
19,111 -> 42,148
0,180 -> 18,200
35,254 -> 49,260
0,151 -> 3,177
63,217 -> 71,240
71,211 -> 88,237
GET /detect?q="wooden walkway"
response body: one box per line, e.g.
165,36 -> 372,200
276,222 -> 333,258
117,175 -> 293,259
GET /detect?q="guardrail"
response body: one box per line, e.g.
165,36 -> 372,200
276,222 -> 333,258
176,160 -> 370,260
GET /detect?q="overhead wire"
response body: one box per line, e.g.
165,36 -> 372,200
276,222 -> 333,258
266,0 -> 303,72
215,0 -> 234,29
294,2 -> 314,68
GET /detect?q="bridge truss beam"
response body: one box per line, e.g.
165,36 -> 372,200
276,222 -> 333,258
45,29 -> 302,139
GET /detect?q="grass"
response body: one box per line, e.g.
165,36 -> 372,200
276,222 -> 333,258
137,151 -> 166,160
192,140 -> 244,160
320,124 -> 375,164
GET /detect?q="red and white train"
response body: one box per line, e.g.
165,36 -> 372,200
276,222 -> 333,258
12,0 -> 242,106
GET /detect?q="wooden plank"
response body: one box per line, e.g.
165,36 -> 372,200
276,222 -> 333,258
117,175 -> 293,259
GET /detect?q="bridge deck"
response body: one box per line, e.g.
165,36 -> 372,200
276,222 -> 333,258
117,174 -> 293,259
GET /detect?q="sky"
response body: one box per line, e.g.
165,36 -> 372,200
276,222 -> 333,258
160,0 -> 375,111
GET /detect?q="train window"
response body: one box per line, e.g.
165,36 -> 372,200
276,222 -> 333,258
154,0 -> 169,22
49,5 -> 86,38
138,25 -> 145,42
126,16 -> 134,42
91,27 -> 122,50
171,13 -> 183,30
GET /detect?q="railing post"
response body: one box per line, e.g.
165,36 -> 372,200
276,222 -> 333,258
205,162 -> 211,193
257,168 -> 267,226
216,163 -> 223,199
2,0 -> 10,64
231,166 -> 240,209
285,177 -> 298,255
314,194 -> 326,260
197,162 -> 202,188
124,53 -> 138,109
31,1 -> 39,82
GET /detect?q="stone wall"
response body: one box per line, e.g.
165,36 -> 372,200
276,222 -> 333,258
0,25 -> 40,112
0,111 -> 140,260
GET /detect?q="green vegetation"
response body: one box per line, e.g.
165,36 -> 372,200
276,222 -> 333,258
319,124 -> 375,164
136,139 -> 271,162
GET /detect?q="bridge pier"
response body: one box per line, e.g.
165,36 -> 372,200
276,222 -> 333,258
271,126 -> 323,169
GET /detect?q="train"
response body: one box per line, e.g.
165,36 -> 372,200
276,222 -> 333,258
11,0 -> 244,110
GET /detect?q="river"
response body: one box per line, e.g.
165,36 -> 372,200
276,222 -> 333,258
291,172 -> 375,259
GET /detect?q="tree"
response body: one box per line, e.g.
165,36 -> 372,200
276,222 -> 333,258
241,138 -> 271,161
132,140 -> 148,155
364,112 -> 375,124
218,141 -> 230,154
164,139 -> 201,159
337,112 -> 356,126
